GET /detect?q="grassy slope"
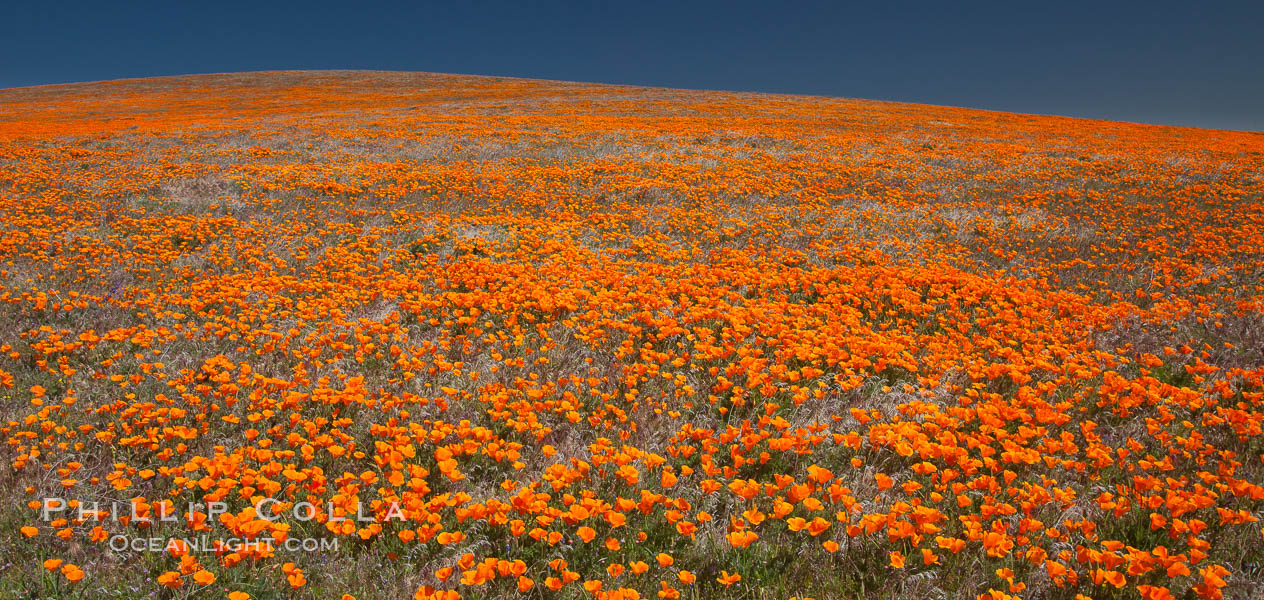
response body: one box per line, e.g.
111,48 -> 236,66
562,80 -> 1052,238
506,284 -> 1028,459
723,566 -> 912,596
1,71 -> 1263,599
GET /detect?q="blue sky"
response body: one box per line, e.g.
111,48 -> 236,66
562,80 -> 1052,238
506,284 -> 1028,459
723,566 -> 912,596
3,0 -> 1261,131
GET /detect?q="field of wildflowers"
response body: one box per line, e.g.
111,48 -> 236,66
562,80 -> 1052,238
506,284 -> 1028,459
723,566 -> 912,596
2,71 -> 1263,599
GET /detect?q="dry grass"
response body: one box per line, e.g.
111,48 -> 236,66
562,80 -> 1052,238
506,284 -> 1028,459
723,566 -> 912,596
0,71 -> 1263,600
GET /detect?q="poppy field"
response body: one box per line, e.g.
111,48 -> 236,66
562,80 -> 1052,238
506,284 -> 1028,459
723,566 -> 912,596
2,71 -> 1264,599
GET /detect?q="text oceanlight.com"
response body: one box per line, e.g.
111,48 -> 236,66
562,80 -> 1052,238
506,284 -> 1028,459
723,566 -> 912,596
39,497 -> 407,554
108,535 -> 339,553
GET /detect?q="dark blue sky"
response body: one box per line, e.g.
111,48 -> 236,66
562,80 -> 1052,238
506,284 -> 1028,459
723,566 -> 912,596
3,0 -> 1262,131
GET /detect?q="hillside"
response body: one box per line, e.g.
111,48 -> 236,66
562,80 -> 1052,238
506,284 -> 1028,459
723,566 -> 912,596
2,71 -> 1264,599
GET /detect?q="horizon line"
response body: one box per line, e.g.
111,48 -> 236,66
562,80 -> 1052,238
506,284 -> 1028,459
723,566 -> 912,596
4,68 -> 1261,135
